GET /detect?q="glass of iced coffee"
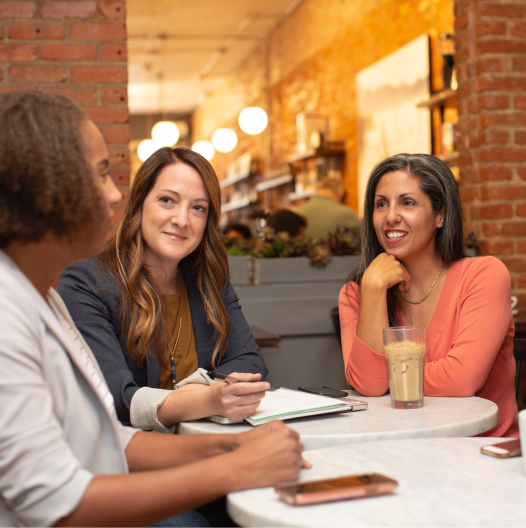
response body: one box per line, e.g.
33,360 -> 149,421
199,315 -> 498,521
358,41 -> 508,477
382,326 -> 426,409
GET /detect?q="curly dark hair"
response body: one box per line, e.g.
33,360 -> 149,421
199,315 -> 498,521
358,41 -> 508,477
0,90 -> 105,248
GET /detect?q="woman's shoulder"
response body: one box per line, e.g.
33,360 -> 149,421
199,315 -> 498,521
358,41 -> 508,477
453,255 -> 510,281
339,281 -> 361,305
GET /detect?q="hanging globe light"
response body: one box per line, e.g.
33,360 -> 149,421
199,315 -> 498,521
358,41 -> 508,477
191,140 -> 215,161
137,139 -> 159,162
151,121 -> 180,147
238,107 -> 268,135
211,128 -> 238,153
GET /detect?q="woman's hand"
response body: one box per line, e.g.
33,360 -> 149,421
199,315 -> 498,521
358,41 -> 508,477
362,253 -> 411,293
209,372 -> 269,420
228,422 -> 310,490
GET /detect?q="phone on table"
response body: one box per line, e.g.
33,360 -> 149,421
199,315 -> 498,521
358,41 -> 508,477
206,415 -> 243,425
297,386 -> 348,398
275,473 -> 398,505
480,438 -> 522,458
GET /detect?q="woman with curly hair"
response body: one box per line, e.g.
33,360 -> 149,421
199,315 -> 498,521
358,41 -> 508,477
57,147 -> 268,432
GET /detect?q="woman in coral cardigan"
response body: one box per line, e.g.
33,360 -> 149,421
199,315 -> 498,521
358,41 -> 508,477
339,153 -> 518,437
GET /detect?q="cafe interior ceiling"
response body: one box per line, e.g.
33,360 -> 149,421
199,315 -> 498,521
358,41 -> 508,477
127,0 -> 304,115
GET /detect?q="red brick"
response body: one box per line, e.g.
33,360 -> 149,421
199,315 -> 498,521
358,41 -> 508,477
516,96 -> 526,110
481,184 -> 526,201
42,86 -> 96,104
516,132 -> 526,145
519,168 -> 526,181
488,130 -> 508,144
455,11 -> 468,30
9,65 -> 66,83
471,203 -> 513,220
72,65 -> 127,83
518,205 -> 526,217
479,113 -> 526,128
518,242 -> 526,254
517,274 -> 526,288
84,106 -> 128,124
103,126 -> 130,144
0,27 -> 4,39
0,43 -> 36,61
110,167 -> 130,184
476,21 -> 507,37
477,39 -> 526,55
479,147 -> 526,163
500,256 -> 526,272
501,223 -> 526,238
8,23 -> 64,40
0,2 -> 35,17
511,22 -> 526,37
479,240 -> 514,255
477,3 -> 526,19
41,2 -> 96,18
40,43 -> 96,60
71,22 -> 125,40
476,57 -> 506,74
101,86 -> 127,104
100,43 -> 126,61
99,1 -> 125,19
513,57 -> 526,72
108,146 -> 129,165
477,94 -> 509,111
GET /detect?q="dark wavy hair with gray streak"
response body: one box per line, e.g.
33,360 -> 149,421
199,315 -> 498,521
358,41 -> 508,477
348,153 -> 467,327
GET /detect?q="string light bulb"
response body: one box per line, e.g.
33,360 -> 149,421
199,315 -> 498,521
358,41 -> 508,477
137,139 -> 159,162
192,140 -> 215,161
211,128 -> 238,153
238,107 -> 268,135
151,121 -> 180,147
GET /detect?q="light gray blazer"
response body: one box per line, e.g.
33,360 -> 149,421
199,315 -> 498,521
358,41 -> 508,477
0,251 -> 137,527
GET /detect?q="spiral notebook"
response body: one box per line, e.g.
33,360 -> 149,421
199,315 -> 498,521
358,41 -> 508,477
244,388 -> 367,426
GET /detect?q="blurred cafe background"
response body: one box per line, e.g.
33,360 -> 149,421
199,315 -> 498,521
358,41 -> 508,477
1,0 -> 525,403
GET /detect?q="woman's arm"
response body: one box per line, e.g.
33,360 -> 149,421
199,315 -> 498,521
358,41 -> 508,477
424,258 -> 513,396
55,424 -> 306,527
339,253 -> 410,396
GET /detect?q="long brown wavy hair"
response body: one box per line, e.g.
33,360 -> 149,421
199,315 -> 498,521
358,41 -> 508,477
100,147 -> 230,370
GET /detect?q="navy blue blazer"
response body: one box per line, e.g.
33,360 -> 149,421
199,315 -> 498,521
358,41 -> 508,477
57,257 -> 267,426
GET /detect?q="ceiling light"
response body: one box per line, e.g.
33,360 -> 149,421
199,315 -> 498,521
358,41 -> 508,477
238,107 -> 268,135
192,140 -> 215,161
151,121 -> 180,147
137,139 -> 159,162
211,128 -> 238,153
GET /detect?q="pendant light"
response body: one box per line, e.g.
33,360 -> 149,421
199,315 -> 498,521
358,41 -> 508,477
152,120 -> 180,147
192,140 -> 215,161
238,107 -> 268,135
211,128 -> 238,153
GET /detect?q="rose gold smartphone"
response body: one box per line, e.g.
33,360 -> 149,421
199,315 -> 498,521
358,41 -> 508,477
480,438 -> 521,458
274,473 -> 398,506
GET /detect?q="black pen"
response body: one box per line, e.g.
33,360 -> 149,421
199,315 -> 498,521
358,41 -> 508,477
207,371 -> 275,390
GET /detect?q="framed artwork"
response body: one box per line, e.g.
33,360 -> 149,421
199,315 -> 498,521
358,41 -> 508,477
356,34 -> 431,216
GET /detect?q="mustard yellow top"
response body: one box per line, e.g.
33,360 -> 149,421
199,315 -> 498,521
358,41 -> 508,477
159,272 -> 198,389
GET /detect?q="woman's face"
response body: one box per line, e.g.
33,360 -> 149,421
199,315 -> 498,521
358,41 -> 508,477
372,170 -> 443,264
80,119 -> 122,253
141,162 -> 210,271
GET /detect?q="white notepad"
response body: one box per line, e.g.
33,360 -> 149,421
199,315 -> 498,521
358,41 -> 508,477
244,388 -> 366,426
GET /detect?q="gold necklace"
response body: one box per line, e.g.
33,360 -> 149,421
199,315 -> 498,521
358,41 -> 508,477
169,288 -> 182,390
397,263 -> 445,305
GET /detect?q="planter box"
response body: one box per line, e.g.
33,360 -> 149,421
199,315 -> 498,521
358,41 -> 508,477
228,255 -> 251,286
253,255 -> 359,285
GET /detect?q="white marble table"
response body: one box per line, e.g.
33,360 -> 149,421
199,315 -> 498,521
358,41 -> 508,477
178,391 -> 498,450
228,437 -> 526,527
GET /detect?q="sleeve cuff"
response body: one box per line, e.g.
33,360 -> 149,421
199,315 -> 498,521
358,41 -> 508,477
175,367 -> 215,388
130,387 -> 176,434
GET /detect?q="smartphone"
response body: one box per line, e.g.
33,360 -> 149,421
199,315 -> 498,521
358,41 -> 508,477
275,473 -> 398,505
480,438 -> 522,458
298,386 -> 348,398
205,415 -> 243,425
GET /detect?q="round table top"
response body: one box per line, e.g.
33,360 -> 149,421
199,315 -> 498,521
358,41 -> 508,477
178,391 -> 498,450
227,437 -> 526,527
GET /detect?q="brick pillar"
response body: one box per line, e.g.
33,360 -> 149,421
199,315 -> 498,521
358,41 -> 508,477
455,0 -> 526,311
0,0 -> 130,214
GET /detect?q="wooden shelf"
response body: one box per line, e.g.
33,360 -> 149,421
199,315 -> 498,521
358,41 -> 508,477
254,174 -> 293,192
417,88 -> 457,109
221,197 -> 254,213
220,171 -> 259,189
287,147 -> 345,164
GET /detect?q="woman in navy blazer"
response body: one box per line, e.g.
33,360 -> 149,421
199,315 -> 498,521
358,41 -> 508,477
58,147 -> 268,433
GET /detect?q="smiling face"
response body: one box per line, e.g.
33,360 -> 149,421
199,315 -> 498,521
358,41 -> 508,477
141,162 -> 210,273
373,170 -> 444,264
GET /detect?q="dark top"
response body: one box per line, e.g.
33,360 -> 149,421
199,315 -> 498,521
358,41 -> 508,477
57,257 -> 267,426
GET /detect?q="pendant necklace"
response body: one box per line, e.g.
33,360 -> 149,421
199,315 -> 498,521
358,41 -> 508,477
397,263 -> 445,305
169,288 -> 182,390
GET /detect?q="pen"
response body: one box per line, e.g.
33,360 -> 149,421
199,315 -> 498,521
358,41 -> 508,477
207,371 -> 276,390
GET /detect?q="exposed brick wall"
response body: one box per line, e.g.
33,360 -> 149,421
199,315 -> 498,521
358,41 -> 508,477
455,0 -> 526,312
0,0 -> 130,218
193,0 -> 455,211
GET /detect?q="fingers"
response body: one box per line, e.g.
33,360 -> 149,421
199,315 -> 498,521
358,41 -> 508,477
302,458 -> 312,469
219,380 -> 270,396
228,372 -> 262,382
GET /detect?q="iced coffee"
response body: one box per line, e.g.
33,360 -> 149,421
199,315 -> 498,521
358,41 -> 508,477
382,327 -> 426,409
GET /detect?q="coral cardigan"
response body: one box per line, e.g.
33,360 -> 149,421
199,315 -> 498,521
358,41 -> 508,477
339,256 -> 519,437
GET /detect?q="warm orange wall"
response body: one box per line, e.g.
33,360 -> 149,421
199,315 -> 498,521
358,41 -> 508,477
193,0 -> 454,211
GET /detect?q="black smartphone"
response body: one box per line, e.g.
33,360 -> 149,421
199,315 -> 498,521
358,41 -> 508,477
298,386 -> 348,398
